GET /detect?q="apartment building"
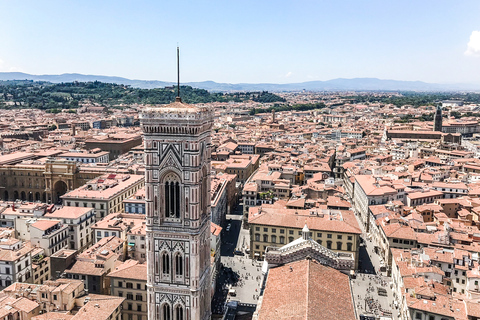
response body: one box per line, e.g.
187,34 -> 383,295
65,236 -> 124,294
43,206 -> 95,251
62,174 -> 144,220
108,260 -> 147,320
248,204 -> 361,268
29,220 -> 68,256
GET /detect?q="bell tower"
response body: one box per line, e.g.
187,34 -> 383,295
140,48 -> 213,320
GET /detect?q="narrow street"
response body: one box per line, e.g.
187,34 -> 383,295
212,205 -> 263,316
349,198 -> 398,319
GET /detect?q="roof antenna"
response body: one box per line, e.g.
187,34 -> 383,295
176,44 -> 181,102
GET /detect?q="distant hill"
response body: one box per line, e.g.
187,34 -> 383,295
0,81 -> 285,110
0,72 -> 479,92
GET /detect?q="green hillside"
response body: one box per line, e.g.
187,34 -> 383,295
0,80 -> 285,110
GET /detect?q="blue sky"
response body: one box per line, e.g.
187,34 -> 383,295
1,0 -> 480,84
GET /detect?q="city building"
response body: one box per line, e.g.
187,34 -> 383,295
64,236 -> 124,294
248,203 -> 361,267
62,174 -> 144,220
108,260 -> 147,320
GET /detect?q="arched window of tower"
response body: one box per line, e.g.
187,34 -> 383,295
163,173 -> 181,219
175,305 -> 184,320
162,303 -> 171,320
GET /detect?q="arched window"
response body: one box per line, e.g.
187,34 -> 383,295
347,243 -> 353,251
337,242 -> 342,250
175,305 -> 184,320
164,174 -> 181,219
255,234 -> 260,241
263,235 -> 268,242
279,236 -> 285,244
175,253 -> 183,276
162,252 -> 170,275
288,237 -> 294,243
327,241 -> 332,249
162,304 -> 171,320
271,235 -> 277,243
317,240 -> 322,245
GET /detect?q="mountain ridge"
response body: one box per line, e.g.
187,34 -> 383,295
0,72 -> 478,92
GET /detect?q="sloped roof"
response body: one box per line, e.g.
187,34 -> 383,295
257,259 -> 355,320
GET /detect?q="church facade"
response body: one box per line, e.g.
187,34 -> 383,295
140,97 -> 213,320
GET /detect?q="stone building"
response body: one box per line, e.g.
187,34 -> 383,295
140,96 -> 213,320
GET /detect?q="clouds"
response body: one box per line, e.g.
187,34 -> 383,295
285,71 -> 292,78
465,31 -> 480,56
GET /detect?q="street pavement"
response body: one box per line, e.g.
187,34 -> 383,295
212,206 -> 263,316
351,273 -> 398,320
349,199 -> 397,319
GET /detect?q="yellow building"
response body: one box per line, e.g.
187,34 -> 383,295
248,203 -> 361,268
108,260 -> 147,320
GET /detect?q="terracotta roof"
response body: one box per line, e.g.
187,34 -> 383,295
108,260 -> 147,281
257,259 -> 355,320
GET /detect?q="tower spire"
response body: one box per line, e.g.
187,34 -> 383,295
176,45 -> 181,102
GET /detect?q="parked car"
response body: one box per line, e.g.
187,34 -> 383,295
233,249 -> 244,256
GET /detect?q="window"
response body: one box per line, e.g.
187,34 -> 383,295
271,228 -> 276,233
128,303 -> 133,311
127,293 -> 133,300
327,241 -> 332,249
126,282 -> 133,288
137,304 -> 142,312
263,228 -> 268,232
288,237 -> 294,242
162,304 -> 171,320
105,232 -> 109,237
348,235 -> 353,240
137,283 -> 141,290
175,254 -> 183,276
317,240 -> 322,245
337,235 -> 342,240
118,292 -> 123,297
255,227 -> 260,231
347,243 -> 353,251
327,234 -> 332,239
475,281 -> 478,286
336,242 -> 342,250
393,239 -> 399,243
255,234 -> 260,241
289,230 -> 293,235
317,233 -> 322,238
175,305 -> 184,320
118,281 -> 123,287
263,235 -> 268,242
271,235 -> 276,243
53,295 -> 57,300
280,229 -> 285,234
280,236 -> 285,244
162,252 -> 170,275
136,294 -> 143,301
164,174 -> 180,219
